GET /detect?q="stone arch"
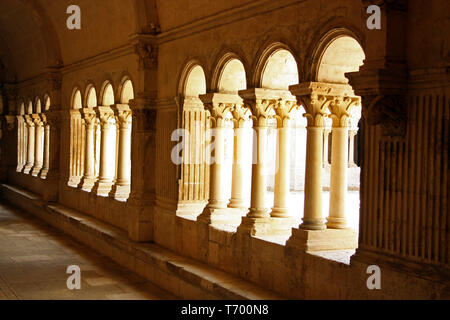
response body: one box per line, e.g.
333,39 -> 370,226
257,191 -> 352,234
100,81 -> 115,106
18,101 -> 25,115
26,100 -> 33,114
85,85 -> 98,109
35,97 -> 42,114
179,62 -> 207,99
308,28 -> 366,83
43,94 -> 51,111
119,77 -> 135,104
254,43 -> 299,90
212,53 -> 247,94
71,88 -> 83,110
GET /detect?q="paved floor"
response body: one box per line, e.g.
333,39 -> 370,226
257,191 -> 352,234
0,202 -> 177,300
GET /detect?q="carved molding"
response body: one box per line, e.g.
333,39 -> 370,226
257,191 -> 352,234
273,99 -> 299,127
363,94 -> 407,137
232,103 -> 251,128
134,42 -> 158,69
328,96 -> 361,128
244,99 -> 277,128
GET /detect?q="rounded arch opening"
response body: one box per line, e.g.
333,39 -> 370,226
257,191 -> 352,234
44,95 -> 51,111
72,89 -> 82,109
183,65 -> 207,98
217,58 -> 246,94
18,102 -> 25,115
35,97 -> 42,114
260,49 -> 298,90
26,101 -> 33,114
120,79 -> 135,104
317,36 -> 365,84
101,82 -> 115,106
86,85 -> 98,108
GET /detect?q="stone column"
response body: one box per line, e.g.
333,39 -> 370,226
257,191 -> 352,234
236,89 -> 281,235
198,93 -> 241,226
290,84 -> 332,231
16,115 -> 27,172
31,115 -> 44,176
110,105 -> 132,200
348,129 -> 357,167
23,115 -> 35,174
271,99 -> 297,218
79,109 -> 97,191
92,107 -> 115,196
327,95 -> 360,229
228,103 -> 250,210
323,129 -> 331,168
39,114 -> 50,179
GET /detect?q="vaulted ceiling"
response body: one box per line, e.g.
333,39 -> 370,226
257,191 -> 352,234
0,0 -> 159,83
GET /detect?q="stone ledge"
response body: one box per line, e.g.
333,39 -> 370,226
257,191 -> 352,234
0,183 -> 283,300
286,228 -> 358,252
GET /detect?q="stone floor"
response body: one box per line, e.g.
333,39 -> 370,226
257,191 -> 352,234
0,202 -> 177,300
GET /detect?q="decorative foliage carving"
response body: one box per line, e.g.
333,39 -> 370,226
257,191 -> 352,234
328,96 -> 361,128
231,103 -> 251,128
244,99 -> 277,127
134,42 -> 158,69
363,94 -> 407,137
273,99 -> 298,127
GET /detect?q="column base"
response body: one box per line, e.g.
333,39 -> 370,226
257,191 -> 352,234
91,180 -> 114,196
109,184 -> 130,201
31,166 -> 43,177
228,198 -> 247,210
23,164 -> 33,174
176,201 -> 207,218
299,218 -> 327,230
286,228 -> 357,252
270,207 -> 290,218
197,206 -> 242,228
236,216 -> 274,236
79,177 -> 96,192
326,217 -> 348,229
39,168 -> 49,179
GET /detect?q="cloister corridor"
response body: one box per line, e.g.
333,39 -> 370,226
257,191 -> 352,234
0,0 -> 448,302
0,203 -> 175,300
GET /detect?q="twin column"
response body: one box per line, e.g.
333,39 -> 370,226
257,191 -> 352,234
290,82 -> 360,231
79,105 -> 132,199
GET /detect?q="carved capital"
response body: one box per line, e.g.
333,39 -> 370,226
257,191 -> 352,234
290,82 -> 357,128
200,93 -> 243,128
328,96 -> 361,128
32,114 -> 44,127
5,115 -> 16,130
96,107 -> 115,128
80,110 -> 97,129
134,41 -> 158,69
244,99 -> 277,128
273,99 -> 298,127
24,115 -> 35,127
363,94 -> 407,137
116,110 -> 132,129
231,103 -> 251,128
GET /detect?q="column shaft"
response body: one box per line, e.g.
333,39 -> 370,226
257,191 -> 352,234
32,120 -> 43,176
116,125 -> 131,186
272,125 -> 291,217
327,127 -> 349,228
40,124 -> 50,178
228,126 -> 247,209
301,126 -> 326,230
207,125 -> 228,208
24,118 -> 35,174
248,125 -> 269,218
